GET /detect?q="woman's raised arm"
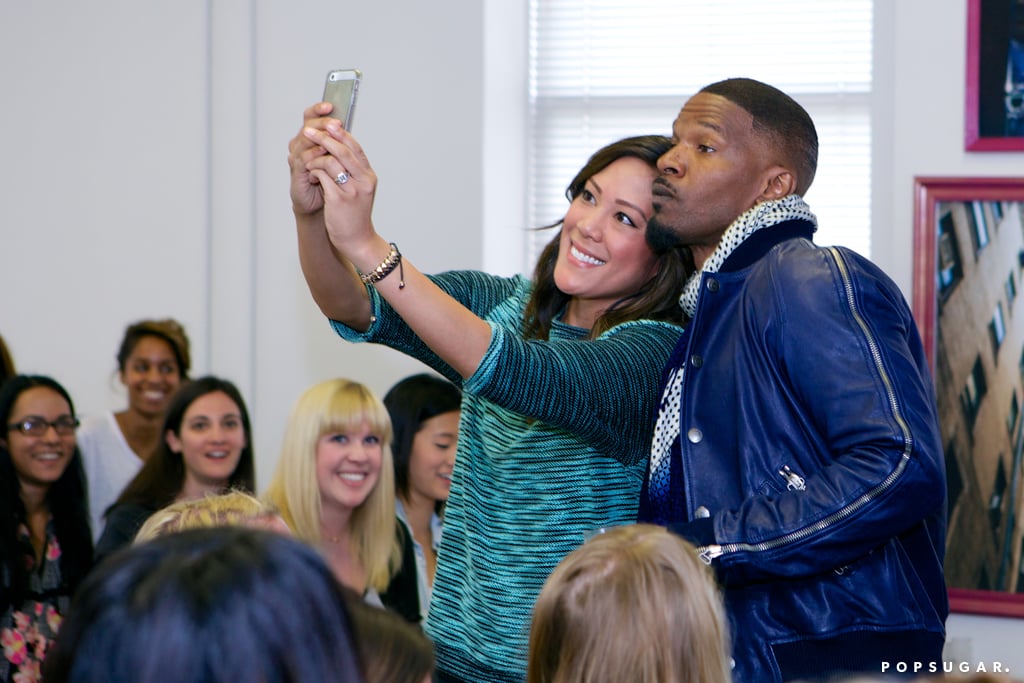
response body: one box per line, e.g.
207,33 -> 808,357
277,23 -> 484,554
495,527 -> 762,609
301,122 -> 492,378
287,103 -> 373,330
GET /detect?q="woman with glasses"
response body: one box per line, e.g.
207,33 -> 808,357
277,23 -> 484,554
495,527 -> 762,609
0,375 -> 93,683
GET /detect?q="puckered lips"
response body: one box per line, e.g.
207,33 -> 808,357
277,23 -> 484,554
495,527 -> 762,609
651,178 -> 676,214
652,177 -> 675,197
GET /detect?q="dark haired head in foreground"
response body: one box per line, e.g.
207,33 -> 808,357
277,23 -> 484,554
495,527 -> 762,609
43,526 -> 364,683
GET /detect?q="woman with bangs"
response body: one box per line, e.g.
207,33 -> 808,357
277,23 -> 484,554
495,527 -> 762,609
264,378 -> 398,603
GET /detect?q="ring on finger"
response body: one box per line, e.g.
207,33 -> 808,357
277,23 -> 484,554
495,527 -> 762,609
335,171 -> 350,186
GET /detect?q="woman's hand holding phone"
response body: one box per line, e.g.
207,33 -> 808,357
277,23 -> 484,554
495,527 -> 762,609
302,120 -> 381,267
288,69 -> 361,217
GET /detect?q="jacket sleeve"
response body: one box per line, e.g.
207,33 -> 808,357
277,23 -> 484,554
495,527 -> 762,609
689,247 -> 945,584
465,319 -> 683,466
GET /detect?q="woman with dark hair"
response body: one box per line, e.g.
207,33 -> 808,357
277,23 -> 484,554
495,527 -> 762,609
380,373 -> 461,624
0,375 -> 93,683
289,109 -> 691,681
94,376 -> 255,562
77,318 -> 192,541
0,335 -> 15,390
43,527 -> 365,683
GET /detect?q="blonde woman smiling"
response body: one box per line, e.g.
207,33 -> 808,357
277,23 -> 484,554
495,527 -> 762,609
265,379 -> 398,601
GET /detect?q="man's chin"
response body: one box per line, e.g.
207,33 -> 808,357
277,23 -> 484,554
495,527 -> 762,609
646,216 -> 683,253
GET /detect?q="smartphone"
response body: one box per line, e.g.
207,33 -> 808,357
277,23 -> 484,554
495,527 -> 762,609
322,68 -> 362,130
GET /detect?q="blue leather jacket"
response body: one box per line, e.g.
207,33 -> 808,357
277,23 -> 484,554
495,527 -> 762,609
640,220 -> 948,683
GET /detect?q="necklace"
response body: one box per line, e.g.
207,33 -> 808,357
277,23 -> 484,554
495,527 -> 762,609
323,529 -> 346,545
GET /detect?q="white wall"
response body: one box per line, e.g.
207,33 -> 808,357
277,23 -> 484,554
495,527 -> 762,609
0,0 -> 484,484
3,0 -> 1024,671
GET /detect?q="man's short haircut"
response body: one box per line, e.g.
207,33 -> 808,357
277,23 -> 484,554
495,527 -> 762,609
701,77 -> 819,196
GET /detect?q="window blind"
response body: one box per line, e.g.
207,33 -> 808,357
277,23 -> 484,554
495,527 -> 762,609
527,0 -> 873,263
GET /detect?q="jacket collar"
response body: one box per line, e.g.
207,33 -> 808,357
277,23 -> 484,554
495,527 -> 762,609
719,219 -> 817,273
678,196 -> 817,318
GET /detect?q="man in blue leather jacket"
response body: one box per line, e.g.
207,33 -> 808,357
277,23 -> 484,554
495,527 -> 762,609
639,77 -> 947,682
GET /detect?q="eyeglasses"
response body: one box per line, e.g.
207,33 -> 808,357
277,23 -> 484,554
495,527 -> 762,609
7,416 -> 80,437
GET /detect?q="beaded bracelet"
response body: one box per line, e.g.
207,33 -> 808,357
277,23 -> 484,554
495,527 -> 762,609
359,242 -> 405,289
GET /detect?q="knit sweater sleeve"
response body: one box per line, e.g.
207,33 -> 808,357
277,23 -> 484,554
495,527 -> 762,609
465,319 -> 683,466
329,270 -> 523,385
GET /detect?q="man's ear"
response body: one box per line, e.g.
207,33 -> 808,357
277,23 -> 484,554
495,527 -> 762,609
759,168 -> 797,201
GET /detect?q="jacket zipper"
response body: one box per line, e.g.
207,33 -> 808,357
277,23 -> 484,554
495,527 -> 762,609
698,247 -> 915,566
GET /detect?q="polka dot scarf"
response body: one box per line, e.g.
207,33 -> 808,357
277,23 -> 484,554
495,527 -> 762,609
646,194 -> 817,512
677,195 -> 817,318
647,365 -> 684,516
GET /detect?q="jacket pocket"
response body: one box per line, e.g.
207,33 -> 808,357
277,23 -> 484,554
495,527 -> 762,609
757,463 -> 807,495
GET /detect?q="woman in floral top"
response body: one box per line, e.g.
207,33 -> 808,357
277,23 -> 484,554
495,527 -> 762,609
0,376 -> 93,683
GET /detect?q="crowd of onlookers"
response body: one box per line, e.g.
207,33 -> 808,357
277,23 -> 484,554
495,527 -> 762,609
0,324 -> 736,683
0,316 -> 743,683
0,322 -> 452,682
2,317 -> 1013,683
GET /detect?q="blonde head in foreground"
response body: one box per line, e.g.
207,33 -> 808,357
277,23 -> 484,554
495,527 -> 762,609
134,489 -> 288,542
527,523 -> 732,683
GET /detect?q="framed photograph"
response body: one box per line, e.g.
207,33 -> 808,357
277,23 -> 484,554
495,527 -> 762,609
913,176 -> 1024,617
964,0 -> 1024,150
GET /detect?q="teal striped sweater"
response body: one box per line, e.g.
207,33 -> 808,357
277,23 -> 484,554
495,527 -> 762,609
331,271 -> 683,682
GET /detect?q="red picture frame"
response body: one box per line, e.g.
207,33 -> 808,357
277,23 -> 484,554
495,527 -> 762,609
913,176 -> 1024,617
964,0 -> 1024,151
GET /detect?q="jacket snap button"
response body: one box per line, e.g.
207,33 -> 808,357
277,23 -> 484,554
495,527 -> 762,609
706,278 -> 720,292
687,428 -> 703,443
694,505 -> 710,518
690,355 -> 703,368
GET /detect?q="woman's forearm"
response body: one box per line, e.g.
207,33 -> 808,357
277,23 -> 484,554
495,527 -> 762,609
295,211 -> 373,331
345,234 -> 492,379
